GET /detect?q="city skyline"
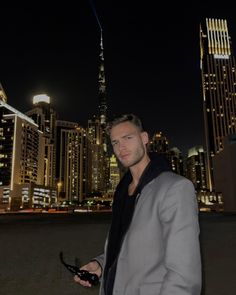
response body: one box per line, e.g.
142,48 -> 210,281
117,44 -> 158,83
1,2 -> 236,155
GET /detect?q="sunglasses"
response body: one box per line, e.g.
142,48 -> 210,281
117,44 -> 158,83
59,251 -> 99,286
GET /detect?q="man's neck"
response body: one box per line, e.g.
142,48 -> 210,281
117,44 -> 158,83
129,155 -> 150,187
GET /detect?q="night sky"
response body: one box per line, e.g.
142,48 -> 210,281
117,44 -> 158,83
1,1 -> 236,156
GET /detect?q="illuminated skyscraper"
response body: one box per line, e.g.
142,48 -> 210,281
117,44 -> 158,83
186,146 -> 207,191
87,116 -> 107,193
59,126 -> 88,203
97,31 -> 109,159
149,132 -> 183,175
149,132 -> 169,155
0,101 -> 45,210
169,147 -> 183,175
56,120 -> 78,201
200,18 -> 236,190
55,120 -> 78,184
108,154 -> 120,194
98,32 -> 107,127
85,30 -> 110,195
88,0 -> 107,126
26,94 -> 57,187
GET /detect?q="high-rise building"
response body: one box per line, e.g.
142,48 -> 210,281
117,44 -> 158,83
186,146 -> 207,191
0,101 -> 44,187
55,120 -> 78,181
98,31 -> 109,160
108,154 -> 120,194
85,30 -> 110,195
0,101 -> 46,210
149,132 -> 169,155
98,32 -> 107,127
87,116 -> 108,194
149,132 -> 184,175
200,18 -> 236,190
26,94 -> 57,187
169,147 -> 184,175
213,134 -> 236,211
59,126 -> 88,203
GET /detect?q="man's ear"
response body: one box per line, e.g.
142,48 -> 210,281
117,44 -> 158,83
141,131 -> 149,145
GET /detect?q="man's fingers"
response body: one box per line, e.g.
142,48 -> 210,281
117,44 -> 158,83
74,275 -> 92,287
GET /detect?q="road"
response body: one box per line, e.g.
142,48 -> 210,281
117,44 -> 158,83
0,212 -> 236,295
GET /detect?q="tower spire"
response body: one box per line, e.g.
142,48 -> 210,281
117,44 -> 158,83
88,0 -> 108,125
98,30 -> 107,125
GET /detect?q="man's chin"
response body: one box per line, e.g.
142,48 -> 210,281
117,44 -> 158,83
119,159 -> 130,168
121,162 -> 129,168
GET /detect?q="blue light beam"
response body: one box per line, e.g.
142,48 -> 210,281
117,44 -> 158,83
89,0 -> 103,31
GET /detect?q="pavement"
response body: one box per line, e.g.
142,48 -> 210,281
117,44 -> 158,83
0,211 -> 236,295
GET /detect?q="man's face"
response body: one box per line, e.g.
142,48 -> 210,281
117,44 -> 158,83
110,121 -> 149,168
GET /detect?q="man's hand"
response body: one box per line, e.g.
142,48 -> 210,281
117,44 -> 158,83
74,260 -> 102,287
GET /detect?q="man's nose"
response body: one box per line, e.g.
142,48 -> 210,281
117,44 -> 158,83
117,141 -> 126,151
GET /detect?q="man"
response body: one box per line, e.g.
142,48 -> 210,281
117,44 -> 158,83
74,114 -> 202,295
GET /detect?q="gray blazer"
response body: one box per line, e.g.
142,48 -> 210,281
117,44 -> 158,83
95,172 -> 202,295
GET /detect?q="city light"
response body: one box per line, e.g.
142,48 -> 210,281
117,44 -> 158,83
33,94 -> 50,105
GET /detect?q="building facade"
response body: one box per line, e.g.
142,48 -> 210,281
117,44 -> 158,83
26,94 -> 57,187
87,116 -> 108,194
213,134 -> 236,212
186,146 -> 207,191
149,132 -> 183,175
108,154 -> 120,194
0,101 -> 48,210
59,126 -> 88,203
200,18 -> 236,190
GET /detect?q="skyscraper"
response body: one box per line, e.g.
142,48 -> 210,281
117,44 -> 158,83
149,132 -> 169,155
85,29 -> 110,195
98,31 -> 107,127
26,94 -> 57,187
98,31 -> 109,158
200,18 -> 236,190
87,116 -> 107,194
0,101 -> 45,210
59,126 -> 88,202
186,146 -> 207,192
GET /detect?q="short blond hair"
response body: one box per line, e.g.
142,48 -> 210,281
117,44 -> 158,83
106,114 -> 144,135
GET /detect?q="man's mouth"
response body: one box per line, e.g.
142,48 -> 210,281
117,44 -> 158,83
120,153 -> 130,160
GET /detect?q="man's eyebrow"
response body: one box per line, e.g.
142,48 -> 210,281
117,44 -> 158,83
121,133 -> 135,138
111,133 -> 133,143
116,133 -> 136,140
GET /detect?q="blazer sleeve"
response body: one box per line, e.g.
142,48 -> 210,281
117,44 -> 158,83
159,178 -> 202,295
91,253 -> 105,272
